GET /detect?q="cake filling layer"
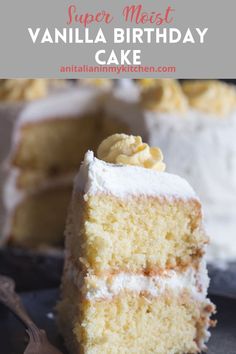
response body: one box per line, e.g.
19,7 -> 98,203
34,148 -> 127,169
65,260 -> 209,301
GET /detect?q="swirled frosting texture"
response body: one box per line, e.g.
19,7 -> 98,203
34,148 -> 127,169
0,79 -> 49,102
97,133 -> 166,171
141,79 -> 188,113
182,80 -> 236,116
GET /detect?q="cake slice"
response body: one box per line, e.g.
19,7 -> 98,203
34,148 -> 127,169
58,134 -> 215,354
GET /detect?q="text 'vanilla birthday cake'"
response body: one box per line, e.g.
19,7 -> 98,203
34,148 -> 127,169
58,134 -> 215,354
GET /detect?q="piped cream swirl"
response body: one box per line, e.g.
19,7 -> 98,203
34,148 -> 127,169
97,133 -> 166,171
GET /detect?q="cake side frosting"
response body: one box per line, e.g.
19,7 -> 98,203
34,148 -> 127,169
97,133 -> 165,171
75,150 -> 198,200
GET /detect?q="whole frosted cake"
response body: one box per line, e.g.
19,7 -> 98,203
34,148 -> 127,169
106,80 -> 236,264
58,134 -> 215,354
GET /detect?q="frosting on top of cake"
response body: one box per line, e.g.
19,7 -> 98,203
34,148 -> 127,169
140,79 -> 188,113
76,150 -> 197,200
182,80 -> 236,116
97,133 -> 165,171
66,258 -> 209,302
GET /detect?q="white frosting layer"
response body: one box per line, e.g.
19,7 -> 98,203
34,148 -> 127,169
66,259 -> 209,301
16,86 -> 103,125
75,151 -> 197,200
146,110 -> 236,210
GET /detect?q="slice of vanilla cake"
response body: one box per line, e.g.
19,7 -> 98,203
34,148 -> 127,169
58,134 -> 215,354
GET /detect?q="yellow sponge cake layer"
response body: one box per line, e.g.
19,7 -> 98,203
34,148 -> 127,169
70,194 -> 206,274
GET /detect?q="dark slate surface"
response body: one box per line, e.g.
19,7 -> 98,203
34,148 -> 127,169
0,289 -> 235,354
208,262 -> 236,298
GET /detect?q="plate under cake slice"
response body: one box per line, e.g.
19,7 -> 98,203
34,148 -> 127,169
58,134 -> 215,354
